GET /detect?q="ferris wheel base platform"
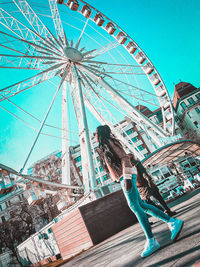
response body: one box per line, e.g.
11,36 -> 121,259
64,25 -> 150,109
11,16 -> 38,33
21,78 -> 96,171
52,189 -> 137,261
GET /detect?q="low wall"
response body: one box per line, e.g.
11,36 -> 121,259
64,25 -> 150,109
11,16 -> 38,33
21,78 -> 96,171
79,189 -> 137,245
52,189 -> 137,260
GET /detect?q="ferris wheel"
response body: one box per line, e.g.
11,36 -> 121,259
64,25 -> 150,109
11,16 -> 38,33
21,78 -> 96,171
0,0 -> 175,195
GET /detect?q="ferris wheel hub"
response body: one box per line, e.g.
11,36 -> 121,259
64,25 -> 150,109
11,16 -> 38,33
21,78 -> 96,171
63,46 -> 83,62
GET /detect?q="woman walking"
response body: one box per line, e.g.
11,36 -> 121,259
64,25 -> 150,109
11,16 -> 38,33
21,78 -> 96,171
95,125 -> 184,257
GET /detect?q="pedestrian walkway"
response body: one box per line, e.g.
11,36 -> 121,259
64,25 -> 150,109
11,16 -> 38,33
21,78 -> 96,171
59,189 -> 200,267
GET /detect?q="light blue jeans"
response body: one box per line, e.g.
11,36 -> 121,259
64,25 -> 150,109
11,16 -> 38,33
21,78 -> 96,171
120,174 -> 171,239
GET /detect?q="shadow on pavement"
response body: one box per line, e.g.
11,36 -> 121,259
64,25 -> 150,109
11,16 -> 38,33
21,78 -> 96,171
175,202 -> 200,217
145,245 -> 200,267
73,235 -> 143,263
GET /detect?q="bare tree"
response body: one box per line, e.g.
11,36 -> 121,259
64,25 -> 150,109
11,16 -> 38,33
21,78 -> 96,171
37,195 -> 60,223
0,201 -> 38,266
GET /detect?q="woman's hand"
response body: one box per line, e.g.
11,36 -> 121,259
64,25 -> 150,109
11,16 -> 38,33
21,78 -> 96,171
124,179 -> 132,191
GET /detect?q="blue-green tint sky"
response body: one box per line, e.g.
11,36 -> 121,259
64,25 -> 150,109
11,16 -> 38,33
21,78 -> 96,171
0,0 -> 199,172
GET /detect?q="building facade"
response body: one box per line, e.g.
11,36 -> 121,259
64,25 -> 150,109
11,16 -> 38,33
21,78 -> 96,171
173,82 -> 200,138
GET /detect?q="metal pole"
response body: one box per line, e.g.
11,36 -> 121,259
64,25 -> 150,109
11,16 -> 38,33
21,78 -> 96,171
61,80 -> 71,185
73,65 -> 97,191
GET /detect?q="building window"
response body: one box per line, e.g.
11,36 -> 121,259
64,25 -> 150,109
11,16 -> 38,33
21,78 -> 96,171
75,156 -> 81,163
188,97 -> 195,105
126,128 -> 134,135
99,166 -> 103,172
187,112 -> 191,118
102,175 -> 108,181
96,178 -> 101,185
196,93 -> 200,100
138,145 -> 144,151
194,121 -> 199,128
180,102 -> 187,110
96,166 -> 103,173
132,136 -> 139,142
161,166 -> 172,178
195,107 -> 200,114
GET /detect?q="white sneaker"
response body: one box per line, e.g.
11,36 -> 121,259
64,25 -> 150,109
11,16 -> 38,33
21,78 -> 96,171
141,238 -> 160,257
167,218 -> 184,241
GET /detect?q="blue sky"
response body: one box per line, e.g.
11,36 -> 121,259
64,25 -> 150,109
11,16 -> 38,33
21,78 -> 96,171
0,0 -> 199,172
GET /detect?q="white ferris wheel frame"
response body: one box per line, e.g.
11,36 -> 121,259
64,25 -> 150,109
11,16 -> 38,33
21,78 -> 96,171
0,0 -> 176,195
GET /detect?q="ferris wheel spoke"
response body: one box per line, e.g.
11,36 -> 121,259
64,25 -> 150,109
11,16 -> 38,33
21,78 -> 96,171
0,104 -> 76,142
48,0 -> 65,43
12,0 -> 65,51
0,63 -> 65,102
0,7 -> 64,70
78,63 -> 168,140
0,65 -> 40,70
0,8 -> 45,66
83,60 -> 142,68
75,17 -> 90,49
12,0 -> 54,40
20,66 -> 69,174
84,40 -> 120,59
0,61 -> 65,93
0,84 -> 78,134
0,54 -> 64,61
1,8 -> 61,53
0,8 -> 38,43
0,43 -> 27,56
0,30 -> 63,70
0,53 -> 65,69
84,62 -> 145,75
109,88 -> 159,107
82,71 -> 157,107
80,63 -> 157,97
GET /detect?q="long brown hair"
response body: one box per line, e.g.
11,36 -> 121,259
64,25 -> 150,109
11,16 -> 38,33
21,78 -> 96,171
96,125 -> 122,172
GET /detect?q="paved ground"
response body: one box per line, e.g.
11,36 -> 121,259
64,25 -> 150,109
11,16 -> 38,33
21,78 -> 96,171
62,189 -> 200,267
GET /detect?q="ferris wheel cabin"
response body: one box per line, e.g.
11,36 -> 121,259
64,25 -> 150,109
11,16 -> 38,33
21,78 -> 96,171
94,13 -> 105,26
67,0 -> 79,11
105,22 -> 116,35
81,5 -> 91,18
135,51 -> 146,64
116,32 -> 127,45
126,42 -> 137,54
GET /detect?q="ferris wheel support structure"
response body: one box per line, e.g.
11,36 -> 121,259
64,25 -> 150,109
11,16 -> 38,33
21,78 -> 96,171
0,0 -> 179,199
73,65 -> 97,193
61,80 -> 71,185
